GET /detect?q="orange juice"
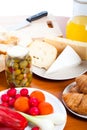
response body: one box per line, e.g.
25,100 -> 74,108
66,15 -> 87,42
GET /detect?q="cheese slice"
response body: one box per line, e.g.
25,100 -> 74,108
46,45 -> 81,74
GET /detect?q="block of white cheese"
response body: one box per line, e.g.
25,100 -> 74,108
46,45 -> 81,74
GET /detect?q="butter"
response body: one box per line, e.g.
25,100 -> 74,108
46,45 -> 81,74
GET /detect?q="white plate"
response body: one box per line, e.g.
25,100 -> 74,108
62,82 -> 87,119
32,60 -> 87,80
0,87 -> 67,130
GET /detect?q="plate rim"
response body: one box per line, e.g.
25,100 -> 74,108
32,60 -> 87,80
62,82 -> 87,119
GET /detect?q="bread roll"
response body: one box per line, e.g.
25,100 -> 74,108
44,37 -> 87,60
28,40 -> 58,69
0,30 -> 19,72
0,30 -> 19,55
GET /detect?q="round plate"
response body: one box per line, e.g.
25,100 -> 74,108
0,87 -> 67,130
62,82 -> 87,119
32,61 -> 87,80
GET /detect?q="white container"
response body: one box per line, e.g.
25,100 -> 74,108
5,45 -> 32,88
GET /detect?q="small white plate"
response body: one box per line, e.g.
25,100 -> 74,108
32,60 -> 87,80
0,87 -> 67,130
62,82 -> 87,119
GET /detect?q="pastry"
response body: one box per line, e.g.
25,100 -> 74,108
62,93 -> 83,113
63,74 -> 87,115
75,74 -> 87,94
69,85 -> 79,93
78,94 -> 87,115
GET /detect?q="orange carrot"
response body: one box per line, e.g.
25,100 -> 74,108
30,90 -> 45,103
14,96 -> 29,113
38,101 -> 54,115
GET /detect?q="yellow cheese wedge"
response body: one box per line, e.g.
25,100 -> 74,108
44,37 -> 87,60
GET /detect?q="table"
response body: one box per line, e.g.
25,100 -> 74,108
0,16 -> 87,130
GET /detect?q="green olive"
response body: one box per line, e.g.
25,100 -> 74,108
25,81 -> 30,87
19,60 -> 28,68
14,58 -> 20,63
20,78 -> 28,86
6,53 -> 32,87
16,74 -> 24,80
24,68 -> 30,73
28,75 -> 32,83
27,73 -> 32,78
13,62 -> 19,69
14,69 -> 21,76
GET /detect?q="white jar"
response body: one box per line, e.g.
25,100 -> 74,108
5,45 -> 32,88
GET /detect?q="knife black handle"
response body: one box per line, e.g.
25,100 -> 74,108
26,11 -> 48,22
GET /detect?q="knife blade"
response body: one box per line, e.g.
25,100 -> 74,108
7,11 -> 48,31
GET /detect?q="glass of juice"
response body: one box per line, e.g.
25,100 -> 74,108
66,0 -> 87,42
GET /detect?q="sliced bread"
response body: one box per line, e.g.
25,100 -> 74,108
28,40 -> 58,69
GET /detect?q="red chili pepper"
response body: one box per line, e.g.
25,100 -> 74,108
0,125 -> 16,130
0,123 -> 17,130
0,105 -> 28,130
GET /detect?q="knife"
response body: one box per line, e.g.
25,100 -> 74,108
7,11 -> 48,31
